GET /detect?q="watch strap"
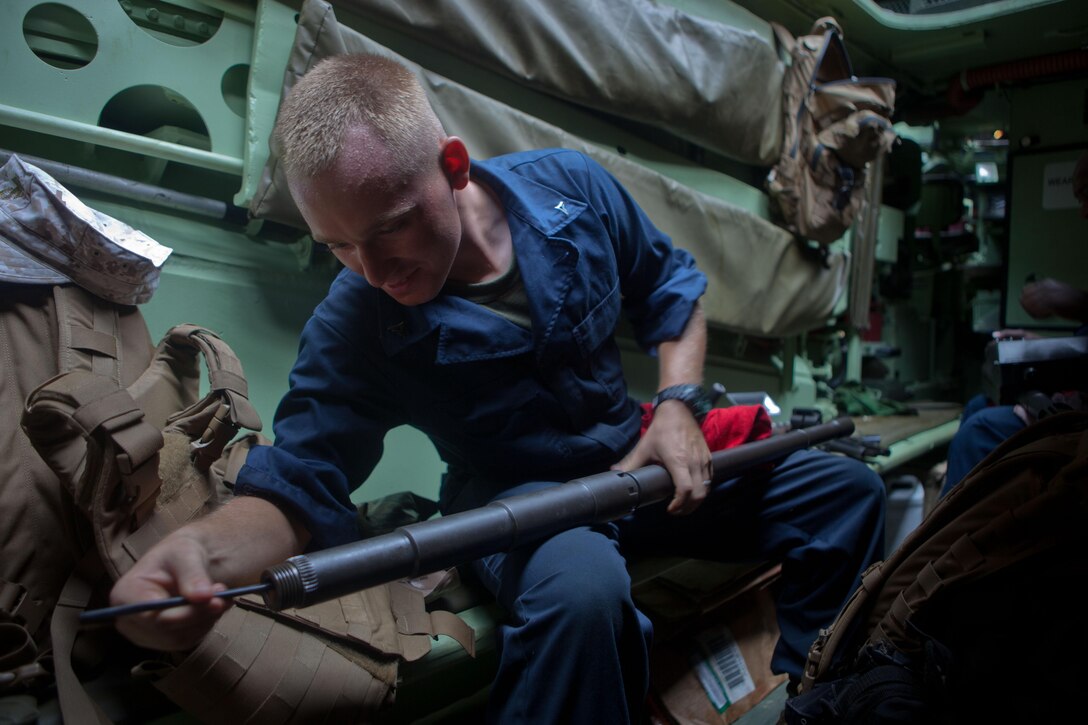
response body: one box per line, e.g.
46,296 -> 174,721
652,384 -> 713,423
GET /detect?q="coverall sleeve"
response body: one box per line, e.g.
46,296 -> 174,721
579,156 -> 707,352
234,315 -> 401,551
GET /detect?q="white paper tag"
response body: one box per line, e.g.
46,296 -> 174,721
689,624 -> 756,713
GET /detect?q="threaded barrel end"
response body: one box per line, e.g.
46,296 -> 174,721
260,555 -> 317,610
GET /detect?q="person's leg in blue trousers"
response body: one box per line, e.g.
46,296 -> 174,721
941,404 -> 1024,497
960,392 -> 991,422
472,492 -> 653,725
615,448 -> 886,678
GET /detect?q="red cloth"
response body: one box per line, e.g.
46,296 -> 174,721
639,403 -> 773,451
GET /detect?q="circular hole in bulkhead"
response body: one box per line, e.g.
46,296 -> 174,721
99,85 -> 211,151
23,3 -> 99,69
221,64 -> 250,119
117,0 -> 223,46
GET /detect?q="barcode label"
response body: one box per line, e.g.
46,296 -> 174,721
689,625 -> 755,713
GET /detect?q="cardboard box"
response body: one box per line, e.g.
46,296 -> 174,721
638,563 -> 787,724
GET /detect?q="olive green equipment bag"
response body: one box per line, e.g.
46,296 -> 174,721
3,283 -> 474,723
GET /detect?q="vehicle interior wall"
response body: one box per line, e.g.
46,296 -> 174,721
866,75 -> 1087,410
1003,78 -> 1088,329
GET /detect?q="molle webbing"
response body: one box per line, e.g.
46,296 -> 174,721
143,606 -> 396,724
54,284 -> 154,385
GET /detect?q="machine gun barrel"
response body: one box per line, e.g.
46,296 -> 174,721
259,417 -> 855,610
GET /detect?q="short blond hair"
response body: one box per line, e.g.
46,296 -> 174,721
274,54 -> 443,179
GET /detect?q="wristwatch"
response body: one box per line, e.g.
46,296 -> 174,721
651,384 -> 713,424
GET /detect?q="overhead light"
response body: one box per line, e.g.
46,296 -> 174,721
975,161 -> 999,184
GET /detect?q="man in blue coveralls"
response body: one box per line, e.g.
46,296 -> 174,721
110,54 -> 886,723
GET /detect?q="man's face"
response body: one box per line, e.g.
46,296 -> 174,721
290,127 -> 462,306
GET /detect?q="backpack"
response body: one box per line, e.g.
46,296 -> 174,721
784,410 -> 1088,724
4,283 -> 474,723
767,17 -> 897,245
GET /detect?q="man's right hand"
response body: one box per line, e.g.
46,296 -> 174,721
109,529 -> 232,652
108,495 -> 311,652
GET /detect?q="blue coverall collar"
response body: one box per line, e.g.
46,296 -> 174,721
377,159 -> 587,364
